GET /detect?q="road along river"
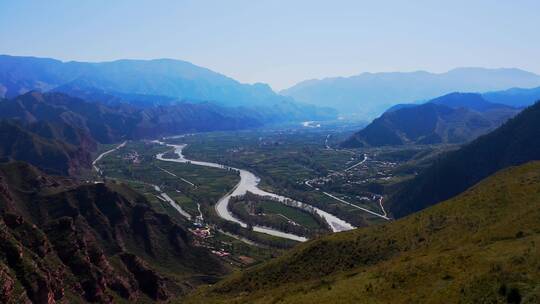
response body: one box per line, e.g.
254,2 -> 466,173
92,141 -> 127,174
154,141 -> 355,242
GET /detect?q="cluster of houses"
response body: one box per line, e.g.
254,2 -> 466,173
189,226 -> 212,239
122,151 -> 140,164
188,224 -> 235,259
304,155 -> 400,189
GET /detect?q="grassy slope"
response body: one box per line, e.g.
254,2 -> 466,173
184,161 -> 540,303
258,200 -> 321,229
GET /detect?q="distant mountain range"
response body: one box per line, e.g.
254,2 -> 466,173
0,55 -> 277,105
341,93 -> 519,147
386,85 -> 540,113
281,67 -> 540,118
0,55 -> 336,121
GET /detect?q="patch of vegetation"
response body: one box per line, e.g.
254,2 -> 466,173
228,192 -> 328,237
170,128 -> 450,227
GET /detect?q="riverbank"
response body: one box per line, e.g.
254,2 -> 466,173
154,140 -> 355,242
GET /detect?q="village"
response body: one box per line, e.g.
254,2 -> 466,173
301,152 -> 400,215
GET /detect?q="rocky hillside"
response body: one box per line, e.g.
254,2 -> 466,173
0,161 -> 227,303
184,161 -> 540,303
0,120 -> 93,176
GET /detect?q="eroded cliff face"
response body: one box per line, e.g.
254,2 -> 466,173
0,161 -> 227,303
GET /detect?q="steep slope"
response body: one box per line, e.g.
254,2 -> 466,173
0,120 -> 92,175
387,101 -> 540,218
341,93 -> 518,147
0,91 -> 136,144
282,67 -> 540,118
185,161 -> 540,303
0,161 -> 227,303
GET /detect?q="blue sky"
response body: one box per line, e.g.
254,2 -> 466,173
1,0 -> 539,90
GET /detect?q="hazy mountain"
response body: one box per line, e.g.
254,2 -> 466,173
387,100 -> 540,218
389,86 -> 540,112
281,67 -> 540,118
483,86 -> 540,108
0,161 -> 226,303
186,161 -> 540,303
0,55 -> 337,121
341,93 -> 518,147
429,92 -> 514,111
0,55 -> 276,105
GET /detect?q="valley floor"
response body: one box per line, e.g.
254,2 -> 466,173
90,121 -> 455,267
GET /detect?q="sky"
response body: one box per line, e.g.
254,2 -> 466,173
1,0 -> 539,90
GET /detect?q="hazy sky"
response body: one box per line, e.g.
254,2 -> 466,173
1,0 -> 539,90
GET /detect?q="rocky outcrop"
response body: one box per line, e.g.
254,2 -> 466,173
121,253 -> 169,301
0,217 -> 64,304
0,262 -> 21,303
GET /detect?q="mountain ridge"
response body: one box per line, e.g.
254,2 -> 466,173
483,86 -> 540,108
341,92 -> 519,148
281,67 -> 540,118
0,55 -> 288,107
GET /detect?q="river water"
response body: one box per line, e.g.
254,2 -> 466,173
155,141 -> 355,242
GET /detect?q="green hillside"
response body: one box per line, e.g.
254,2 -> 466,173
184,161 -> 540,303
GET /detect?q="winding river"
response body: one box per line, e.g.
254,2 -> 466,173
154,141 -> 355,242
